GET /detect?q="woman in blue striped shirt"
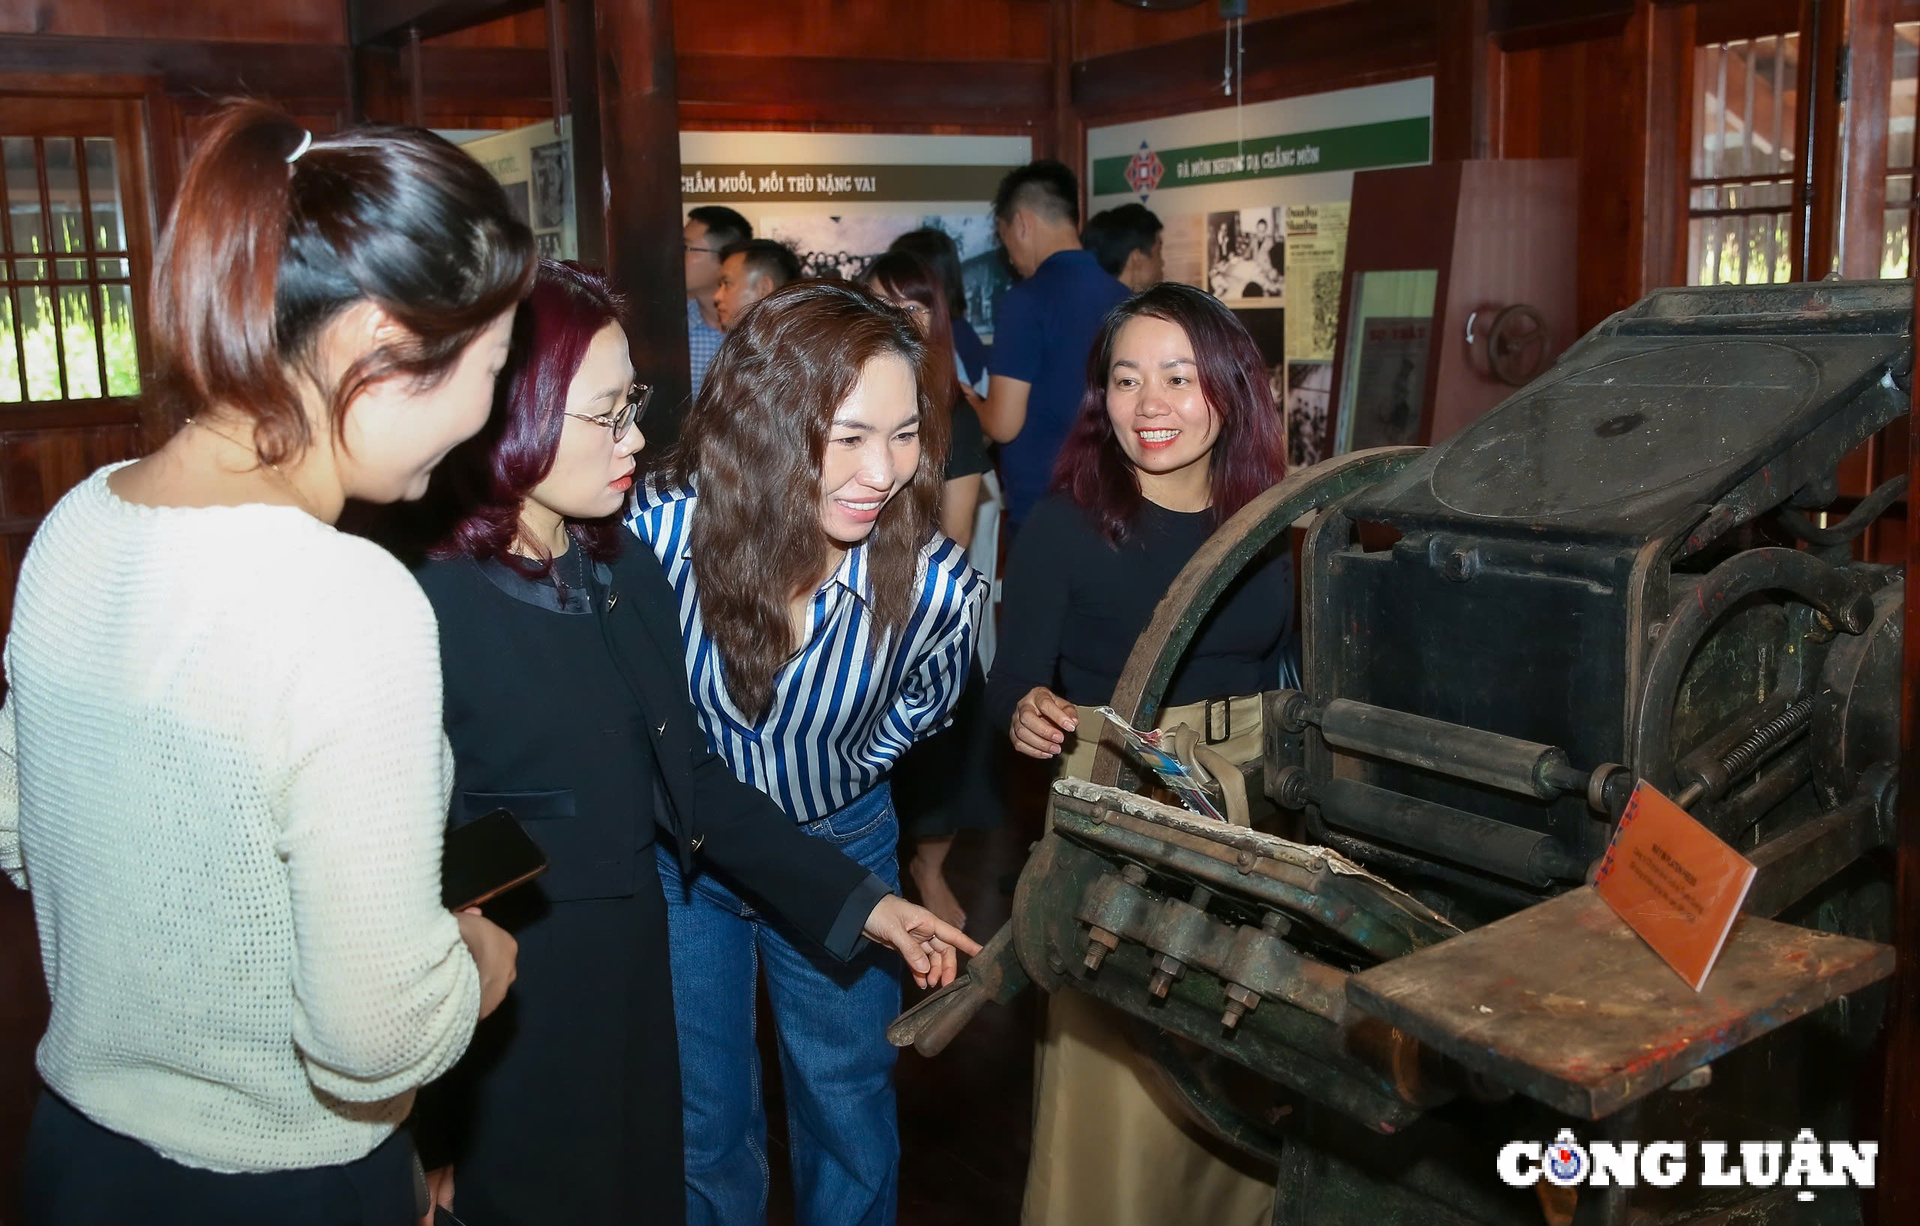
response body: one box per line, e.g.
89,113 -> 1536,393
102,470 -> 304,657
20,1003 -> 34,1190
627,281 -> 985,1226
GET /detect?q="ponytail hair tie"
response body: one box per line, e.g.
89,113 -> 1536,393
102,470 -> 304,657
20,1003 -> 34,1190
285,130 -> 313,164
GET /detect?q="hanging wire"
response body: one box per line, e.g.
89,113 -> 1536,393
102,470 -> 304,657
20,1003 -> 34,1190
1234,17 -> 1245,161
1222,19 -> 1233,96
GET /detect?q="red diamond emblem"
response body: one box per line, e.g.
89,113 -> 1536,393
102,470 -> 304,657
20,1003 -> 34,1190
1125,142 -> 1163,200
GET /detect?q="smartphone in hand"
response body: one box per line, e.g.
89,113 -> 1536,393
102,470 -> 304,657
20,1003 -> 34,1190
441,809 -> 548,911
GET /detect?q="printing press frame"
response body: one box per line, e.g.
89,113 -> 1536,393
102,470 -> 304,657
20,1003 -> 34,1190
891,283 -> 1908,1225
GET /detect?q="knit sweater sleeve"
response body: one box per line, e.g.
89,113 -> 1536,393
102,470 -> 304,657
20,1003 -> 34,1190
277,552 -> 479,1104
0,680 -> 18,892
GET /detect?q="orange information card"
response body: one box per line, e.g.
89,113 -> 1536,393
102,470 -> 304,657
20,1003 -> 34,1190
1593,781 -> 1757,992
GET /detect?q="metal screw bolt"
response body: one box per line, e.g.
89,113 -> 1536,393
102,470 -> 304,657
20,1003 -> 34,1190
1083,926 -> 1120,973
1221,983 -> 1262,1029
1235,850 -> 1257,873
1121,864 -> 1148,886
1147,953 -> 1185,998
1441,548 -> 1477,582
1261,912 -> 1293,936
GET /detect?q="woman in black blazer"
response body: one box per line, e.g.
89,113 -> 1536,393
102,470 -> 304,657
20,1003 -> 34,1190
411,261 -> 976,1226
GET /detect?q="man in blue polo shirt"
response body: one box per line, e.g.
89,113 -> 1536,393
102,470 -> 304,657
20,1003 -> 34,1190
981,160 -> 1131,530
683,205 -> 750,400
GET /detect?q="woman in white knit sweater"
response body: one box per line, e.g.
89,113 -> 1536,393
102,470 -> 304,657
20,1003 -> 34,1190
0,102 -> 533,1225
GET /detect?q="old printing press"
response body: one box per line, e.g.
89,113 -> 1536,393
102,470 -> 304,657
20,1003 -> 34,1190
893,282 -> 1907,1224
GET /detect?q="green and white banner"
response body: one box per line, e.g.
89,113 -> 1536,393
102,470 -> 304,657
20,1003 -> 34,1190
1091,116 -> 1431,197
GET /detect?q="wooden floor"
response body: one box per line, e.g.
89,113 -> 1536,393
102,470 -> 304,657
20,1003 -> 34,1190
0,810 -> 1044,1226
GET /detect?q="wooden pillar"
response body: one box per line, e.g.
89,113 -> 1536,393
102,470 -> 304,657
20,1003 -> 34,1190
1050,0 -> 1084,216
567,0 -> 691,451
1433,0 -> 1495,162
1886,239 -> 1920,1226
1796,0 -> 1847,279
1839,0 -> 1892,280
1637,0 -> 1693,293
408,26 -> 425,127
342,0 -> 365,124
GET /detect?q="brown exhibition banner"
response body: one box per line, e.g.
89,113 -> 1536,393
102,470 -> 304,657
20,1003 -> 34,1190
680,163 -> 1016,203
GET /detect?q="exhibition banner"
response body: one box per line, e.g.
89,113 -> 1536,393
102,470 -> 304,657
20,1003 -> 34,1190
463,118 -> 577,262
1090,116 -> 1431,196
1087,78 -> 1432,468
679,130 -> 1032,340
681,163 -> 1013,203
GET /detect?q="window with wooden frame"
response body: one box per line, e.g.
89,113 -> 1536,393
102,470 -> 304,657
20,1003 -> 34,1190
1,133 -> 140,404
0,95 -> 154,427
1687,31 -> 1801,285
0,90 -> 159,634
1882,20 -> 1920,276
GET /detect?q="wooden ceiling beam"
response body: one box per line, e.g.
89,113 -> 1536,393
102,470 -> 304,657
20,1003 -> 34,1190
0,34 -> 1052,130
1071,0 -> 1436,122
1489,0 -> 1634,49
0,34 -> 350,98
347,0 -> 541,48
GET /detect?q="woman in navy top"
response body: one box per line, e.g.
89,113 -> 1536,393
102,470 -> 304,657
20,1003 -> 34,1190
627,281 -> 985,1226
991,282 -> 1291,1226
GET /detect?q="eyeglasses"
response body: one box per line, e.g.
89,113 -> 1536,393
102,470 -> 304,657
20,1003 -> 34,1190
564,383 -> 652,438
684,242 -> 719,255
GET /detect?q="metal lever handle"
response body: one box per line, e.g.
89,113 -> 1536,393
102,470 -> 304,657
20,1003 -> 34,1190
886,974 -> 988,1058
885,924 -> 1028,1057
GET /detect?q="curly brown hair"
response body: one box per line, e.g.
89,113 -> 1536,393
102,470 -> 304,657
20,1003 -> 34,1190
661,280 -> 949,719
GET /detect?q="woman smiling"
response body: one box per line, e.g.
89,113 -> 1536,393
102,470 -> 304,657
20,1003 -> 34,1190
987,281 -> 1291,773
987,282 -> 1292,1226
627,281 -> 985,1226
413,264 -> 973,1226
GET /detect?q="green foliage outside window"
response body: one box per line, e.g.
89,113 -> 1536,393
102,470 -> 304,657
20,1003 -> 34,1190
0,289 -> 139,402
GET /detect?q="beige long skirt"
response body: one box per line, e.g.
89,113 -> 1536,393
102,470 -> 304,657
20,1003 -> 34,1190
1021,697 -> 1277,1226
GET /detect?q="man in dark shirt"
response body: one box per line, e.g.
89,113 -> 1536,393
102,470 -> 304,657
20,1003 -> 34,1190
1082,203 -> 1165,293
713,238 -> 801,331
981,160 -> 1131,530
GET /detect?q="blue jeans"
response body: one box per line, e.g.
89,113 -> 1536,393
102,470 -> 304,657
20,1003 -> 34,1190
656,783 -> 902,1226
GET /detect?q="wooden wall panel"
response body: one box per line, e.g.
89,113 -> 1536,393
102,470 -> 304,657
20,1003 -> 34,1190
358,43 -> 552,126
1500,28 -> 1643,333
0,423 -> 144,633
677,54 -> 1050,126
1694,0 -> 1799,44
1072,0 -> 1339,60
432,9 -> 549,46
0,0 -> 344,44
674,0 -> 1049,61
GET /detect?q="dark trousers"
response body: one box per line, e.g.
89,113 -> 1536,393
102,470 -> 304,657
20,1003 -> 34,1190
23,1090 -> 418,1226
